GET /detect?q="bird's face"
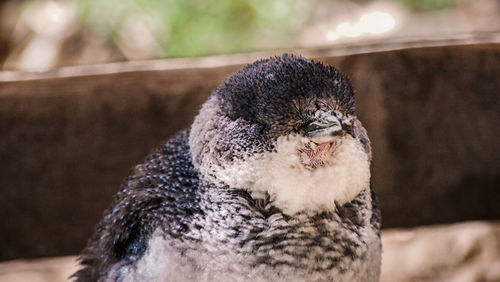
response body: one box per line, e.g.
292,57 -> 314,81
190,55 -> 371,214
258,96 -> 370,170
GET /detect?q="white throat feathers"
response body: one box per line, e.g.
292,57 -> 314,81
263,134 -> 370,214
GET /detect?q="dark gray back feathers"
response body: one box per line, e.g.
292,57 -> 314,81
73,131 -> 202,281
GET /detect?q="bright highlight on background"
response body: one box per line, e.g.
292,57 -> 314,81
327,10 -> 396,41
360,11 -> 396,34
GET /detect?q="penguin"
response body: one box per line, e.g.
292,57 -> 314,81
73,54 -> 381,282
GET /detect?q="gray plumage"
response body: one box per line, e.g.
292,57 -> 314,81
74,54 -> 381,282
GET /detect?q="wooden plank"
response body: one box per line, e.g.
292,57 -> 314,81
0,36 -> 499,261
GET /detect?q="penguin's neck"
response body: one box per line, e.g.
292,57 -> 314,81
199,134 -> 371,215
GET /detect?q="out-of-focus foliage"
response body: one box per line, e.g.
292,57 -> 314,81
77,0 -> 310,57
2,0 -> 496,70
395,0 -> 460,11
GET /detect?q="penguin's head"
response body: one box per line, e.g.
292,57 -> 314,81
189,54 -> 371,214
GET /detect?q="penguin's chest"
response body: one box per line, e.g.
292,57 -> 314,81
124,194 -> 381,282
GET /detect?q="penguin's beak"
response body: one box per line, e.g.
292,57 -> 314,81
300,111 -> 344,143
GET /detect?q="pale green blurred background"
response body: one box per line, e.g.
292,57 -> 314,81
1,0 -> 499,71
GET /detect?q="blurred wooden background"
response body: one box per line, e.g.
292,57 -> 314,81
0,34 -> 499,261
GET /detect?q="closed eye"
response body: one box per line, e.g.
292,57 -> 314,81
302,121 -> 329,133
